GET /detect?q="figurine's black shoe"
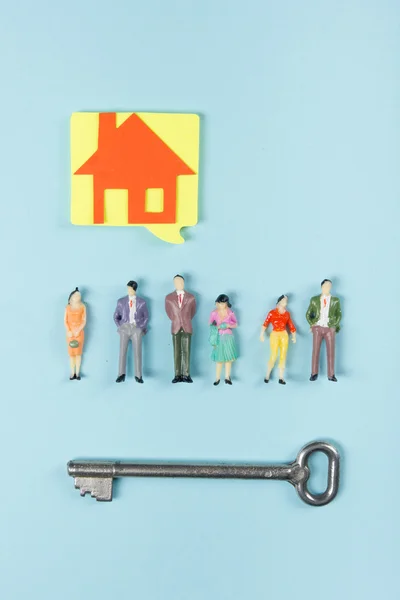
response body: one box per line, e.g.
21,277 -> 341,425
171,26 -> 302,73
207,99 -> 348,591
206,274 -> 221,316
328,375 -> 338,382
278,379 -> 286,385
310,374 -> 318,381
116,374 -> 126,383
135,376 -> 144,384
182,375 -> 193,383
225,378 -> 232,385
172,376 -> 182,383
76,375 -> 81,381
264,378 -> 269,383
69,375 -> 76,381
213,380 -> 220,386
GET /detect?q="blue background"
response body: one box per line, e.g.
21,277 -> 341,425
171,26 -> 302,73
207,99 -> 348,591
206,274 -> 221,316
1,1 -> 398,598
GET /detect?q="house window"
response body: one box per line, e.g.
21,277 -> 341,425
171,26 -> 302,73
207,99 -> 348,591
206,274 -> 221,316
145,188 -> 164,213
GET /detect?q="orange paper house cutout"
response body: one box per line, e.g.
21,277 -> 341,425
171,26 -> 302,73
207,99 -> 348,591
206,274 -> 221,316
74,113 -> 195,225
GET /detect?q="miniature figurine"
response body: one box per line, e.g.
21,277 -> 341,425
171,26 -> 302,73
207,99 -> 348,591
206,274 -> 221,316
165,274 -> 196,383
64,287 -> 87,380
260,295 -> 296,385
113,281 -> 149,384
209,294 -> 238,385
306,279 -> 342,382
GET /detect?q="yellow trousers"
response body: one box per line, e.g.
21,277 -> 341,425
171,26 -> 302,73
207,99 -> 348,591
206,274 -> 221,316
268,330 -> 289,370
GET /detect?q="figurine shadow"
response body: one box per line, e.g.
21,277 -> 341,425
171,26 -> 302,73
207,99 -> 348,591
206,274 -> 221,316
136,275 -> 208,382
172,274 -> 204,380
139,292 -> 157,380
111,477 -> 123,499
257,290 -> 306,384
190,288 -> 204,379
81,288 -> 92,376
170,112 -> 206,244
128,291 -> 158,381
335,293 -> 348,378
321,278 -> 347,378
208,289 -> 243,383
230,291 -> 242,383
197,112 -> 206,222
60,286 -> 92,380
309,292 -> 347,381
286,283 -> 348,382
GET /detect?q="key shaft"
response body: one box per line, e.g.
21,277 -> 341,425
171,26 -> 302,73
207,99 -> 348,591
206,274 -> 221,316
68,461 -> 301,480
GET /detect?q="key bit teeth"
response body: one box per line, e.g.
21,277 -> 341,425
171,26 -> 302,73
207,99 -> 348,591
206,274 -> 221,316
74,477 -> 113,501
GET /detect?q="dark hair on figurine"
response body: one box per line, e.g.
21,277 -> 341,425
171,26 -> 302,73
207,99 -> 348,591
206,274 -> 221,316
68,287 -> 80,303
215,294 -> 232,308
276,294 -> 287,305
321,279 -> 332,287
174,274 -> 185,281
127,280 -> 138,291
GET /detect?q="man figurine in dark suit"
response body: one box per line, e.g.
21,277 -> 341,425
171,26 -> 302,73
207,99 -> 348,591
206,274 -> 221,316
165,274 -> 197,383
114,280 -> 149,384
306,279 -> 342,382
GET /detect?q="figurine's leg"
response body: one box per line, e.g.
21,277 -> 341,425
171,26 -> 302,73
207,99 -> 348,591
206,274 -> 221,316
267,332 -> 279,378
278,332 -> 289,380
173,331 -> 182,376
215,362 -> 223,381
325,328 -> 336,379
75,356 -> 82,377
69,357 -> 76,377
311,326 -> 323,376
225,361 -> 232,380
181,332 -> 191,377
131,327 -> 143,379
118,326 -> 130,376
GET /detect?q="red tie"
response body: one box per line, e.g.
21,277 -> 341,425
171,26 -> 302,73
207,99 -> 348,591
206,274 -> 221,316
324,299 -> 327,307
130,300 -> 133,308
179,294 -> 182,307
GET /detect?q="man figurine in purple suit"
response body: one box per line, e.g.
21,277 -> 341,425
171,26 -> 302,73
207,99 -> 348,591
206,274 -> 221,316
165,274 -> 197,383
114,281 -> 149,384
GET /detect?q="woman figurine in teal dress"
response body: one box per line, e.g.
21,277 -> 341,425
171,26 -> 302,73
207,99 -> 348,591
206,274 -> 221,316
209,294 -> 238,385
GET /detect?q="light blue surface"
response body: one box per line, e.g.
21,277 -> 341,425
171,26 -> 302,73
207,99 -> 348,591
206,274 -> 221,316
0,1 -> 399,598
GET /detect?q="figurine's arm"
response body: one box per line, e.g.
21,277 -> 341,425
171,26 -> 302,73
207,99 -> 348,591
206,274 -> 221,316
228,312 -> 238,328
165,296 -> 174,321
306,299 -> 315,330
287,312 -> 296,343
76,304 -> 87,335
141,301 -> 149,332
113,301 -> 122,327
260,312 -> 272,342
333,299 -> 342,332
64,309 -> 72,338
209,311 -> 217,325
190,296 -> 197,319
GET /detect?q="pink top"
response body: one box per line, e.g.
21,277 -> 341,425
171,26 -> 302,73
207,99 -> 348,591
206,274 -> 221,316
209,309 -> 237,335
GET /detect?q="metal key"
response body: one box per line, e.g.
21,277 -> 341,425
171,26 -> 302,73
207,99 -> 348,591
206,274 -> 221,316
67,440 -> 340,506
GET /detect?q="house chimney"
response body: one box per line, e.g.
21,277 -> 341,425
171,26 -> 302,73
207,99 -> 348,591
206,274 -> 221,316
98,112 -> 117,148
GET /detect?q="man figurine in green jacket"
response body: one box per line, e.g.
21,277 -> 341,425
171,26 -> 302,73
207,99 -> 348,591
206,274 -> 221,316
306,279 -> 342,382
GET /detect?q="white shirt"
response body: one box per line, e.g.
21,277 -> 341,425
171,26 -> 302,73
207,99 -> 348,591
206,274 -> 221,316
128,295 -> 137,324
317,295 -> 331,327
176,290 -> 185,308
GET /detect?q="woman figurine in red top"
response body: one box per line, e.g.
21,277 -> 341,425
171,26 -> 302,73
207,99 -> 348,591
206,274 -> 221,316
260,295 -> 296,385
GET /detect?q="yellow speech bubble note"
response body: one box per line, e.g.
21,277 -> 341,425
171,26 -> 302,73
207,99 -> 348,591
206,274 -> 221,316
70,112 -> 200,244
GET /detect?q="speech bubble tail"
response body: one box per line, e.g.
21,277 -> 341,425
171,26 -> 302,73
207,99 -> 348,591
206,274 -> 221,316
144,224 -> 185,244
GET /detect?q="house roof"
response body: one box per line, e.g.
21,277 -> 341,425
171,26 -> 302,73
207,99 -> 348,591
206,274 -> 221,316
74,113 -> 195,185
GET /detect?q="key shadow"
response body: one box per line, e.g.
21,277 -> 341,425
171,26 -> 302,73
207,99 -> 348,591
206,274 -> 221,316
69,436 -> 345,504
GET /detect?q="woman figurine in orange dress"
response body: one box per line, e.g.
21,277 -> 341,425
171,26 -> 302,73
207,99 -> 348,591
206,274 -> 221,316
260,295 -> 296,385
64,287 -> 87,380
